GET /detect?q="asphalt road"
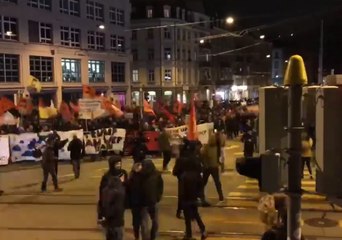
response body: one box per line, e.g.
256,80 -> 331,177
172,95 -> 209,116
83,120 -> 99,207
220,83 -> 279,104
0,141 -> 341,240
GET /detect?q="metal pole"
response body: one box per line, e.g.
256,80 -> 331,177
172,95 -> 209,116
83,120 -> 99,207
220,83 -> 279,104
318,20 -> 324,84
287,84 -> 303,240
284,55 -> 307,240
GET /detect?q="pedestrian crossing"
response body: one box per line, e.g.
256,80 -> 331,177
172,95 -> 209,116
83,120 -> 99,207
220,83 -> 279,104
227,171 -> 326,202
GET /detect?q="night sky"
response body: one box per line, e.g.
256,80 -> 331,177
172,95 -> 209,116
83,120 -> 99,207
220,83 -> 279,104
202,0 -> 342,81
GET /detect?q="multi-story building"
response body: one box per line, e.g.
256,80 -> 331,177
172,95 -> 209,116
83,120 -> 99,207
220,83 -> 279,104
0,0 -> 131,106
199,27 -> 272,101
130,0 -> 210,105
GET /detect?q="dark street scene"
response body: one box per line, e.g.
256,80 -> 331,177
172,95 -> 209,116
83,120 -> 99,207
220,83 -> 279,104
0,1 -> 342,240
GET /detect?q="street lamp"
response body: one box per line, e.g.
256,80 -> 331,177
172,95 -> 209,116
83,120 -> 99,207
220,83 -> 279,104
226,17 -> 234,25
260,35 -> 265,39
199,39 -> 205,44
98,24 -> 105,30
266,54 -> 271,58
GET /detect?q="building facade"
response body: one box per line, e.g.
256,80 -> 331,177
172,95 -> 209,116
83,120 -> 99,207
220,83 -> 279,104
0,0 -> 131,106
130,0 -> 211,105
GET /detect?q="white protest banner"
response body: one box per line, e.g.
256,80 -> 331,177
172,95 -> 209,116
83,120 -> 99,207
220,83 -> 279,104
84,128 -> 126,155
197,122 -> 214,144
0,135 -> 10,165
9,133 -> 42,162
79,98 -> 102,119
165,125 -> 188,145
57,129 -> 84,160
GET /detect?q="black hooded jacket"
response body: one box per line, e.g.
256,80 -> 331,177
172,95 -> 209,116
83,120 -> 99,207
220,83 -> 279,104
141,160 -> 164,206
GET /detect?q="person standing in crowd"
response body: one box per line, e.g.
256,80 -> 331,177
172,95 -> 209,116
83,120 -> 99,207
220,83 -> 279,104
179,151 -> 208,240
67,134 -> 83,179
158,128 -> 172,171
201,131 -> 225,205
41,136 -> 62,192
127,160 -> 146,240
101,176 -> 126,240
98,156 -> 128,223
50,130 -> 61,175
132,131 -> 148,163
141,160 -> 164,240
301,131 -> 313,179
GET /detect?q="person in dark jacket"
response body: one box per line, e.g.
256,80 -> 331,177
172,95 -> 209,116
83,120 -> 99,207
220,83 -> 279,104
127,161 -> 145,240
67,134 -> 83,179
180,157 -> 208,240
141,160 -> 163,240
51,131 -> 61,175
132,132 -> 148,163
158,128 -> 172,171
98,156 -> 128,223
102,176 -> 126,240
41,137 -> 62,192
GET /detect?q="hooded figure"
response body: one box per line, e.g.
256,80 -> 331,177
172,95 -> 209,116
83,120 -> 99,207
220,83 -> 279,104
140,160 -> 163,240
98,156 -> 128,221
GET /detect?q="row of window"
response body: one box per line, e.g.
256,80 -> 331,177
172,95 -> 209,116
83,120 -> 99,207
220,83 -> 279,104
0,54 -> 126,83
132,48 -> 194,61
131,28 -> 201,41
132,69 -> 172,83
0,16 -> 126,52
4,0 -> 126,26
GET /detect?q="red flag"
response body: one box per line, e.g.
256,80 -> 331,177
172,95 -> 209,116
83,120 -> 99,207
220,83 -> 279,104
144,100 -> 155,115
158,102 -> 175,123
0,97 -> 15,116
83,85 -> 96,98
101,98 -> 124,118
187,96 -> 197,140
69,101 -> 80,113
59,101 -> 73,122
173,100 -> 183,114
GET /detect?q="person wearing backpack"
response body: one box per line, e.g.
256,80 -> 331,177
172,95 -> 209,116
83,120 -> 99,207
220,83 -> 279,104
98,156 -> 128,223
101,176 -> 126,240
141,159 -> 164,240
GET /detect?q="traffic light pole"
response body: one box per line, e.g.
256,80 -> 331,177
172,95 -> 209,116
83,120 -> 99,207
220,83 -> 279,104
284,55 -> 308,240
287,84 -> 303,240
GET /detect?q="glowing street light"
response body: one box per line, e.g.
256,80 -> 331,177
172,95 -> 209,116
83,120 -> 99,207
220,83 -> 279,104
98,24 -> 105,30
260,35 -> 265,39
199,39 -> 205,44
226,17 -> 234,25
266,54 -> 271,58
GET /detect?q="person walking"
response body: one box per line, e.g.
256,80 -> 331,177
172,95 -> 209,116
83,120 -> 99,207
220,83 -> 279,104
158,128 -> 172,171
67,134 -> 83,179
41,137 -> 62,192
141,160 -> 164,240
301,132 -> 313,179
51,130 -> 61,175
98,156 -> 128,223
201,131 -> 225,205
179,155 -> 208,240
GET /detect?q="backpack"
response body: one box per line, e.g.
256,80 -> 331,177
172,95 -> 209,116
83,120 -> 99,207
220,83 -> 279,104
101,176 -> 125,219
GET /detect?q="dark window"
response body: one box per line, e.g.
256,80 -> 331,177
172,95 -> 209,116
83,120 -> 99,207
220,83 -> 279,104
132,49 -> 138,61
132,30 -> 137,40
148,48 -> 154,60
147,29 -> 154,39
111,62 -> 125,83
86,0 -> 104,21
164,28 -> 171,39
148,69 -> 155,82
29,56 -> 53,82
27,0 -> 51,10
0,54 -> 19,82
88,31 -> 105,50
60,0 -> 80,16
28,21 -> 52,43
60,26 -> 80,47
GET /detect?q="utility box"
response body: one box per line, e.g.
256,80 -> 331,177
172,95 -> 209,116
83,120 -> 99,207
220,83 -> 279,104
259,86 -> 288,153
302,86 -> 320,127
261,151 -> 288,193
316,86 -> 342,197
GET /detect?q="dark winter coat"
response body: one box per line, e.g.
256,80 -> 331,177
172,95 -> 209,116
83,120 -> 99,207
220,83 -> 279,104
141,160 -> 164,206
179,169 -> 202,204
67,138 -> 83,160
127,163 -> 144,208
41,146 -> 55,168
